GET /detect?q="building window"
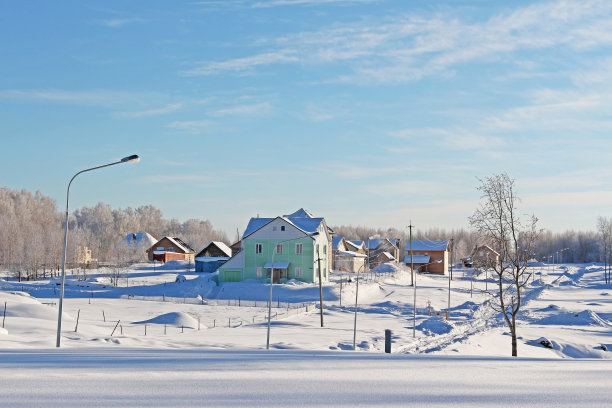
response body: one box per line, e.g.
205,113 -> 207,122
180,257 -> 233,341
256,267 -> 263,277
295,243 -> 303,254
156,247 -> 164,250
167,247 -> 174,251
323,268 -> 327,278
323,245 -> 327,254
316,244 -> 320,253
295,267 -> 303,278
255,243 -> 263,254
276,244 -> 283,254
281,225 -> 285,231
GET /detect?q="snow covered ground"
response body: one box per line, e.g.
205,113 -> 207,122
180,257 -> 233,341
1,261 -> 611,406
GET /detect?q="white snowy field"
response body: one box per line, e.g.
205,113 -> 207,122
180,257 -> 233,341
1,261 -> 611,406
1,348 -> 611,407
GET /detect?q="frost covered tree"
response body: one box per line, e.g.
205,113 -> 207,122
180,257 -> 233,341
469,173 -> 540,357
597,216 -> 612,284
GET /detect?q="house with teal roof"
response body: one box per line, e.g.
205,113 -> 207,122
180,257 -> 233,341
218,209 -> 332,283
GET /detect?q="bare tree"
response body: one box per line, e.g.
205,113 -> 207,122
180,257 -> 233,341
597,216 -> 612,284
469,173 -> 540,357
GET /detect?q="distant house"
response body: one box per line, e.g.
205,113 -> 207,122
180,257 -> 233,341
230,240 -> 242,257
219,208 -> 332,283
332,236 -> 367,273
195,241 -> 232,273
467,245 -> 500,267
371,251 -> 395,268
115,232 -> 157,250
366,238 -> 400,264
75,246 -> 97,266
146,237 -> 195,263
404,240 -> 449,274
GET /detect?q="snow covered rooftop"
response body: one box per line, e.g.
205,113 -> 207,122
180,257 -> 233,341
196,241 -> 232,258
332,236 -> 345,250
406,240 -> 449,251
403,255 -> 431,264
115,232 -> 157,249
242,211 -> 325,239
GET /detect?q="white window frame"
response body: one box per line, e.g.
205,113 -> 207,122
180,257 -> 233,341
323,245 -> 327,254
295,243 -> 303,254
295,267 -> 303,278
255,243 -> 263,254
256,267 -> 263,277
275,243 -> 283,254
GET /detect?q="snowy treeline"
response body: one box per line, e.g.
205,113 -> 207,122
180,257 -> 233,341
331,224 -> 610,264
0,187 -> 228,280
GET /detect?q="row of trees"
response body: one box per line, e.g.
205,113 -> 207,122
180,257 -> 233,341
0,187 -> 228,280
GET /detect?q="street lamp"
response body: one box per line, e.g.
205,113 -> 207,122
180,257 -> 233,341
413,259 -> 442,338
266,232 -> 317,350
352,263 -> 367,350
56,154 -> 139,348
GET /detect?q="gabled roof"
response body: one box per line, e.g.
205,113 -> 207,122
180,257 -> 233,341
376,251 -> 395,261
242,212 -> 325,240
115,232 -> 157,249
404,255 -> 431,264
332,236 -> 345,250
366,238 -> 399,250
348,240 -> 365,249
284,208 -> 314,218
170,237 -> 195,253
406,240 -> 449,252
471,245 -> 500,256
195,241 -> 232,258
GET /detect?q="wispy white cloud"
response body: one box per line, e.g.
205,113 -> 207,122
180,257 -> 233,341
0,88 -> 147,107
99,18 -> 147,28
211,102 -> 273,117
114,103 -> 183,119
137,174 -> 214,186
390,127 -> 506,151
252,0 -> 379,8
166,120 -> 215,134
181,51 -> 298,76
184,0 -> 612,83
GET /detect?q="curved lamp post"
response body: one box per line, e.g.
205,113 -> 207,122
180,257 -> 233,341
56,154 -> 140,347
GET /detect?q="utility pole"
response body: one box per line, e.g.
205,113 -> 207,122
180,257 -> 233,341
448,238 -> 453,318
408,221 -> 416,338
316,246 -> 324,327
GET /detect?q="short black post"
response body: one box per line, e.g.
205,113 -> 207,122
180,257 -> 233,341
385,329 -> 392,354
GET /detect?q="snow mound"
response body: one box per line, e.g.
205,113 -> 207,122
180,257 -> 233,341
135,312 -> 199,328
417,316 -> 454,335
0,291 -> 68,321
372,263 -> 402,274
538,310 -> 611,327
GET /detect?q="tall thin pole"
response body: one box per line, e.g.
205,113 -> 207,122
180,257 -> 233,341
448,238 -> 453,317
316,246 -> 324,327
56,155 -> 139,348
409,222 -> 416,338
266,245 -> 276,350
352,264 -> 363,350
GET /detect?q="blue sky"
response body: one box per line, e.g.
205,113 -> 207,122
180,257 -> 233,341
1,0 -> 611,236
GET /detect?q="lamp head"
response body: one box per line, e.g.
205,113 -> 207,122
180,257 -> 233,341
121,154 -> 140,164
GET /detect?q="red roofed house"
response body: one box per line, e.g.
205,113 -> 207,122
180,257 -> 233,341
146,236 -> 195,263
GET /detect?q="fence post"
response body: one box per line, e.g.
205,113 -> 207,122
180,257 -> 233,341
74,309 -> 80,332
198,317 -> 200,330
239,297 -> 241,307
111,320 -> 120,336
164,324 -> 167,335
145,324 -> 147,336
2,301 -> 6,328
228,318 -> 231,328
102,310 -> 106,322
385,329 -> 392,353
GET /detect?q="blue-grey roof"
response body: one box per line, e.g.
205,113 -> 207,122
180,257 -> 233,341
406,240 -> 449,251
403,255 -> 431,264
349,240 -> 364,248
284,208 -> 314,218
242,214 -> 324,239
365,238 -> 399,250
332,236 -> 344,250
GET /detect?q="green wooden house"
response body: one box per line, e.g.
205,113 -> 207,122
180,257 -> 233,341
218,209 -> 332,283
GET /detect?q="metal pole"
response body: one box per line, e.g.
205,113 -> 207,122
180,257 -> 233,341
448,238 -> 452,318
317,246 -> 324,327
266,246 -> 276,350
56,155 -> 139,348
410,222 -> 416,337
353,264 -> 364,350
